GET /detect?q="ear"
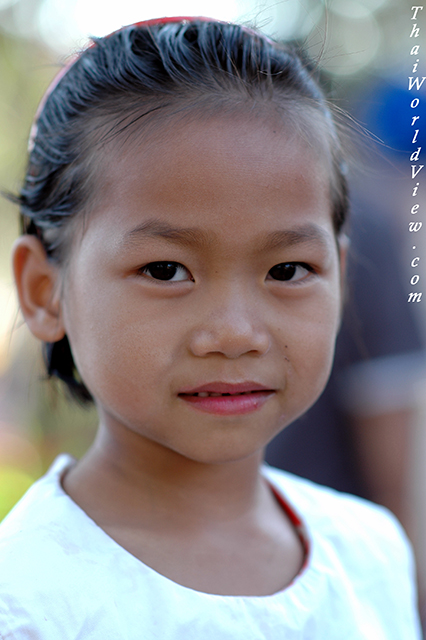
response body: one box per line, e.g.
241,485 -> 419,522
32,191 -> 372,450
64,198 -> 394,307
337,233 -> 349,314
338,233 -> 349,281
12,235 -> 66,343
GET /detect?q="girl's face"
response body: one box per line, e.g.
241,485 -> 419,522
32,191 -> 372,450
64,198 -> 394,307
60,113 -> 345,464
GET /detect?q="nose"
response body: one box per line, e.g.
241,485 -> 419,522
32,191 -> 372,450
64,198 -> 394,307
188,289 -> 271,359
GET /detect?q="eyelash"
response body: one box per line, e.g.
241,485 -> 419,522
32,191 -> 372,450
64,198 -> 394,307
139,261 -> 315,283
140,262 -> 194,282
267,262 -> 315,283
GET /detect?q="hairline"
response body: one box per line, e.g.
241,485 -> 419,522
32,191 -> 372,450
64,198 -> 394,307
54,93 -> 340,268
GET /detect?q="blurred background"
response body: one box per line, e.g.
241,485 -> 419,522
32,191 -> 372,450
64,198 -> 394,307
1,0 -> 426,618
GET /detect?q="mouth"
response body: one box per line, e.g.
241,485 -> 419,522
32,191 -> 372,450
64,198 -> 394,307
178,382 -> 275,415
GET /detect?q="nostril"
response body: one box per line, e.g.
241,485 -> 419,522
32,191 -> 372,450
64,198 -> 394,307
189,325 -> 271,359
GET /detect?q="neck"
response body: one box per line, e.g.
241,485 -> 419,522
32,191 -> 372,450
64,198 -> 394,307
63,418 -> 266,529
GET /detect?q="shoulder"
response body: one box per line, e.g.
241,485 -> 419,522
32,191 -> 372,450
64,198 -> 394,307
263,464 -> 417,594
262,465 -> 421,636
263,464 -> 411,554
263,463 -> 402,527
0,454 -> 80,575
0,455 -> 109,638
0,454 -> 78,550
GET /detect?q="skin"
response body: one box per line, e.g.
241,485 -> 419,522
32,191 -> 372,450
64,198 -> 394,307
13,112 -> 345,596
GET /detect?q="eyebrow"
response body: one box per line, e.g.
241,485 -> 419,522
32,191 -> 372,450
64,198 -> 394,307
122,220 -> 211,248
122,219 -> 332,251
259,225 -> 332,253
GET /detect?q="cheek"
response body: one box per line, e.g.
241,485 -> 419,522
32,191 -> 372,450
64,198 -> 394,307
62,278 -> 181,405
287,293 -> 341,398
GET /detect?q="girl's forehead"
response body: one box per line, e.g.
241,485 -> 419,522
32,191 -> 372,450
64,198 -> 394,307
97,109 -> 331,198
80,112 -> 335,253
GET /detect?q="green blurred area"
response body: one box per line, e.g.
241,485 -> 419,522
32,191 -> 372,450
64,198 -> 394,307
0,17 -> 98,520
0,0 -> 422,520
0,32 -> 50,281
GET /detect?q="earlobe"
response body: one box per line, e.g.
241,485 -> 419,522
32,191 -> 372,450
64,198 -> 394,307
12,235 -> 66,343
338,233 -> 349,283
337,233 -> 349,315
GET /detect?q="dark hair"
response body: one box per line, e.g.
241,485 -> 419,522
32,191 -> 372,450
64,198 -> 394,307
15,18 -> 349,403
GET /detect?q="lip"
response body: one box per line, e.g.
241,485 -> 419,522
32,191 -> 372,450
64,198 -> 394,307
178,381 -> 276,415
179,381 -> 273,395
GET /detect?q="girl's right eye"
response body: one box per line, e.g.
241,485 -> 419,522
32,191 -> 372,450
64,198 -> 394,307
140,261 -> 193,282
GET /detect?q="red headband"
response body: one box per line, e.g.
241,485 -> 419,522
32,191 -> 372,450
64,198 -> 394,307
28,16 -> 219,152
28,16 -> 267,152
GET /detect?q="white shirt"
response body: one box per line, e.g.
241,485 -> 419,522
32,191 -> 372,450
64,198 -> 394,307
0,454 -> 421,639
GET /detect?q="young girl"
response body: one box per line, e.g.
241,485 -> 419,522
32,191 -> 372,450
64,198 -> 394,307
0,17 -> 421,638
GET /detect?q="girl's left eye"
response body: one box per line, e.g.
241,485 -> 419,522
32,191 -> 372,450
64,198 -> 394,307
267,262 -> 314,282
140,261 -> 193,282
